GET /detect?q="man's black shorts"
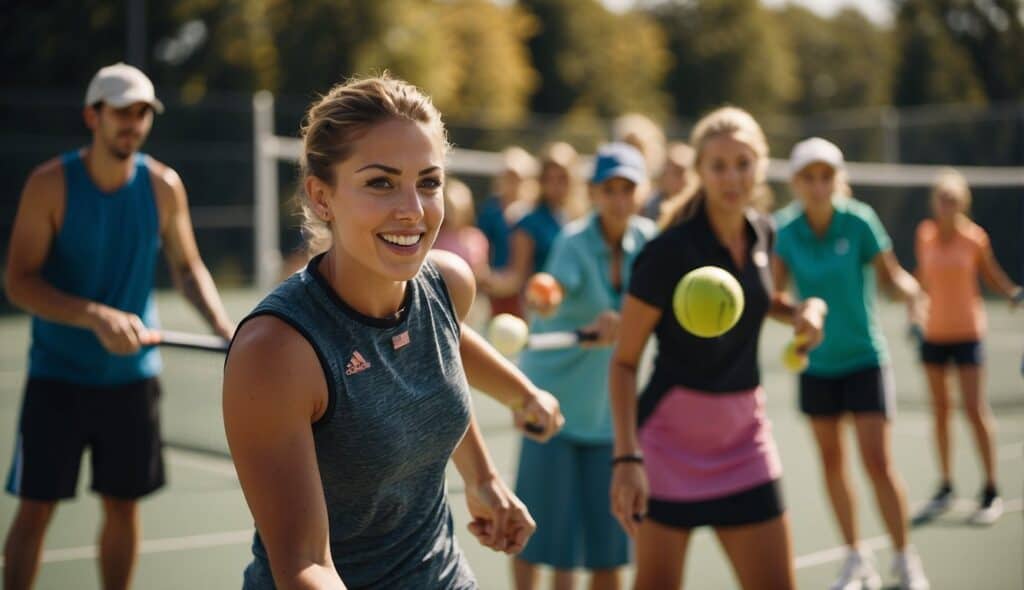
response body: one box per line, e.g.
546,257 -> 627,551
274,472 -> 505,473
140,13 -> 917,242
5,377 -> 165,501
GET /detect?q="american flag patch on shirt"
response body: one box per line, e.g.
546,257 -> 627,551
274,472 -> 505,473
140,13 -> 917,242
392,331 -> 410,350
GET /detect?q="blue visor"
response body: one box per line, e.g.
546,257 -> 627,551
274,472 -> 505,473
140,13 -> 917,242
591,142 -> 647,184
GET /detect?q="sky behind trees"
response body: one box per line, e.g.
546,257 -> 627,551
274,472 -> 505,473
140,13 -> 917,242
759,0 -> 891,24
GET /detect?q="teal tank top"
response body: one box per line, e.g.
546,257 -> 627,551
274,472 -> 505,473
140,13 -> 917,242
239,255 -> 477,590
29,151 -> 161,386
515,202 -> 563,273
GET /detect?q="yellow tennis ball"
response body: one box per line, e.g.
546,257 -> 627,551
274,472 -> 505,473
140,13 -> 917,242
487,313 -> 529,356
673,266 -> 745,338
782,340 -> 809,373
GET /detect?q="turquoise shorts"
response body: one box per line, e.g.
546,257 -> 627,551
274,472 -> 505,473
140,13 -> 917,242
514,435 -> 630,570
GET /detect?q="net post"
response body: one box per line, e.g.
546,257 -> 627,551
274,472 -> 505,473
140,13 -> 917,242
253,91 -> 281,292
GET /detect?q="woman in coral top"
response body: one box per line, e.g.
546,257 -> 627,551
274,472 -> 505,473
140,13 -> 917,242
913,169 -> 1023,526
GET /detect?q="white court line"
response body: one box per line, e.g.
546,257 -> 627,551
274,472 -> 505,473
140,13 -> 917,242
795,498 -> 1023,570
3,500 -> 1020,568
4,443 -> 1018,569
0,529 -> 254,567
795,535 -> 890,569
166,449 -> 237,478
895,420 -> 1024,439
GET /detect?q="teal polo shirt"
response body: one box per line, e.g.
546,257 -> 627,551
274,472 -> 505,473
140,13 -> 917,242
518,213 -> 657,443
774,197 -> 891,376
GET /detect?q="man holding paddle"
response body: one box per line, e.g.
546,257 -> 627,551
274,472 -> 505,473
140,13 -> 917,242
2,63 -> 232,590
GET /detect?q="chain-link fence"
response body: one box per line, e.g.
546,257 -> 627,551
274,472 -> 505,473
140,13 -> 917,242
1,90 -> 1021,305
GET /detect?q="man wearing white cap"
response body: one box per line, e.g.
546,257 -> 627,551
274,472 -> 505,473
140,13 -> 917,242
3,63 -> 233,589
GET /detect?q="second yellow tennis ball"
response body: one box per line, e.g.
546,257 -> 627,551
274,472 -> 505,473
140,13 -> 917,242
782,333 -> 811,372
673,266 -> 745,338
782,340 -> 809,372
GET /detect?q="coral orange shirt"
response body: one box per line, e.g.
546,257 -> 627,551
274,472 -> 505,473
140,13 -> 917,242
915,219 -> 990,342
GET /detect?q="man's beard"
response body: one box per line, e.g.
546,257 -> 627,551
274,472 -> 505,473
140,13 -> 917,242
103,132 -> 140,161
108,146 -> 133,160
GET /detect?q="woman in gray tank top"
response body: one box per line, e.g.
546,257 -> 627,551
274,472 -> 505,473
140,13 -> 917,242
223,75 -> 565,590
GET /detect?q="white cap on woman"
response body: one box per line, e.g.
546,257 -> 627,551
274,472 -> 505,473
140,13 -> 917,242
789,137 -> 844,178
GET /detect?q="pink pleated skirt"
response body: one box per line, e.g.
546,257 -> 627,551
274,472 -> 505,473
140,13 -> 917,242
639,385 -> 782,502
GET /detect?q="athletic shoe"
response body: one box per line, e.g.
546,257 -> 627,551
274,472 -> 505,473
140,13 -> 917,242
892,546 -> 930,590
829,547 -> 883,590
968,487 -> 1003,526
912,483 -> 953,523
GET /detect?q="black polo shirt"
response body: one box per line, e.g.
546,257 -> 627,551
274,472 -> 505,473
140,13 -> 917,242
629,201 -> 775,423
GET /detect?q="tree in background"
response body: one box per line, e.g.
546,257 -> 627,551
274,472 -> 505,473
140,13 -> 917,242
153,0 -> 278,102
434,0 -> 539,127
2,0 -> 182,90
648,0 -> 800,118
892,0 -> 988,106
2,0 -> 1021,128
169,0 -> 540,127
520,0 -> 671,119
256,0 -> 449,100
774,6 -> 893,114
932,0 -> 1024,101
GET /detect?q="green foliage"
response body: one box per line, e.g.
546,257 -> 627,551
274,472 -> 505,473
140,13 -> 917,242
773,6 -> 893,113
907,0 -> 1024,102
176,0 -> 538,126
892,0 -> 988,106
254,0 -> 422,94
3,0 -> 1019,127
520,0 -> 672,119
946,0 -> 1024,101
433,0 -> 539,126
649,0 -> 800,118
2,1 -> 166,89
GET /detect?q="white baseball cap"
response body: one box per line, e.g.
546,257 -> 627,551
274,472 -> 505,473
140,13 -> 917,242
84,63 -> 164,114
789,137 -> 844,178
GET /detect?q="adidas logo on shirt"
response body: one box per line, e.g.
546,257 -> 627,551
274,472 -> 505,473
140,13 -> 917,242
345,350 -> 371,375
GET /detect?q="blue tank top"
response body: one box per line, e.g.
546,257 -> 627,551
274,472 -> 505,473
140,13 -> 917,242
514,202 -> 563,273
29,151 -> 161,386
239,255 -> 477,590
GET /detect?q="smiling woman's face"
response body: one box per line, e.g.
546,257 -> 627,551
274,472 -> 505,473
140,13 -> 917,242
311,117 -> 446,283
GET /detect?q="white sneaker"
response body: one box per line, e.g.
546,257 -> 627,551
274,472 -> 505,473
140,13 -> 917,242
829,547 -> 883,590
969,493 -> 1003,526
892,547 -> 930,590
912,484 -> 954,523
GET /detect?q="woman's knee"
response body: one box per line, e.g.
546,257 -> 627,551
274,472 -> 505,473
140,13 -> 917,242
860,449 -> 892,482
962,397 -> 992,425
817,442 -> 846,473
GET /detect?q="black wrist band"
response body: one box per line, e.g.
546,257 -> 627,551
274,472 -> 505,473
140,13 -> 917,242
610,454 -> 644,466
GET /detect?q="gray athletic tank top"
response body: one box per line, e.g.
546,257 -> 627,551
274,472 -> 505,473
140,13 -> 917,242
238,254 -> 477,590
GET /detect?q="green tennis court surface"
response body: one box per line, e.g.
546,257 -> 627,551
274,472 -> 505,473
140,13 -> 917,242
1,289 -> 1020,589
